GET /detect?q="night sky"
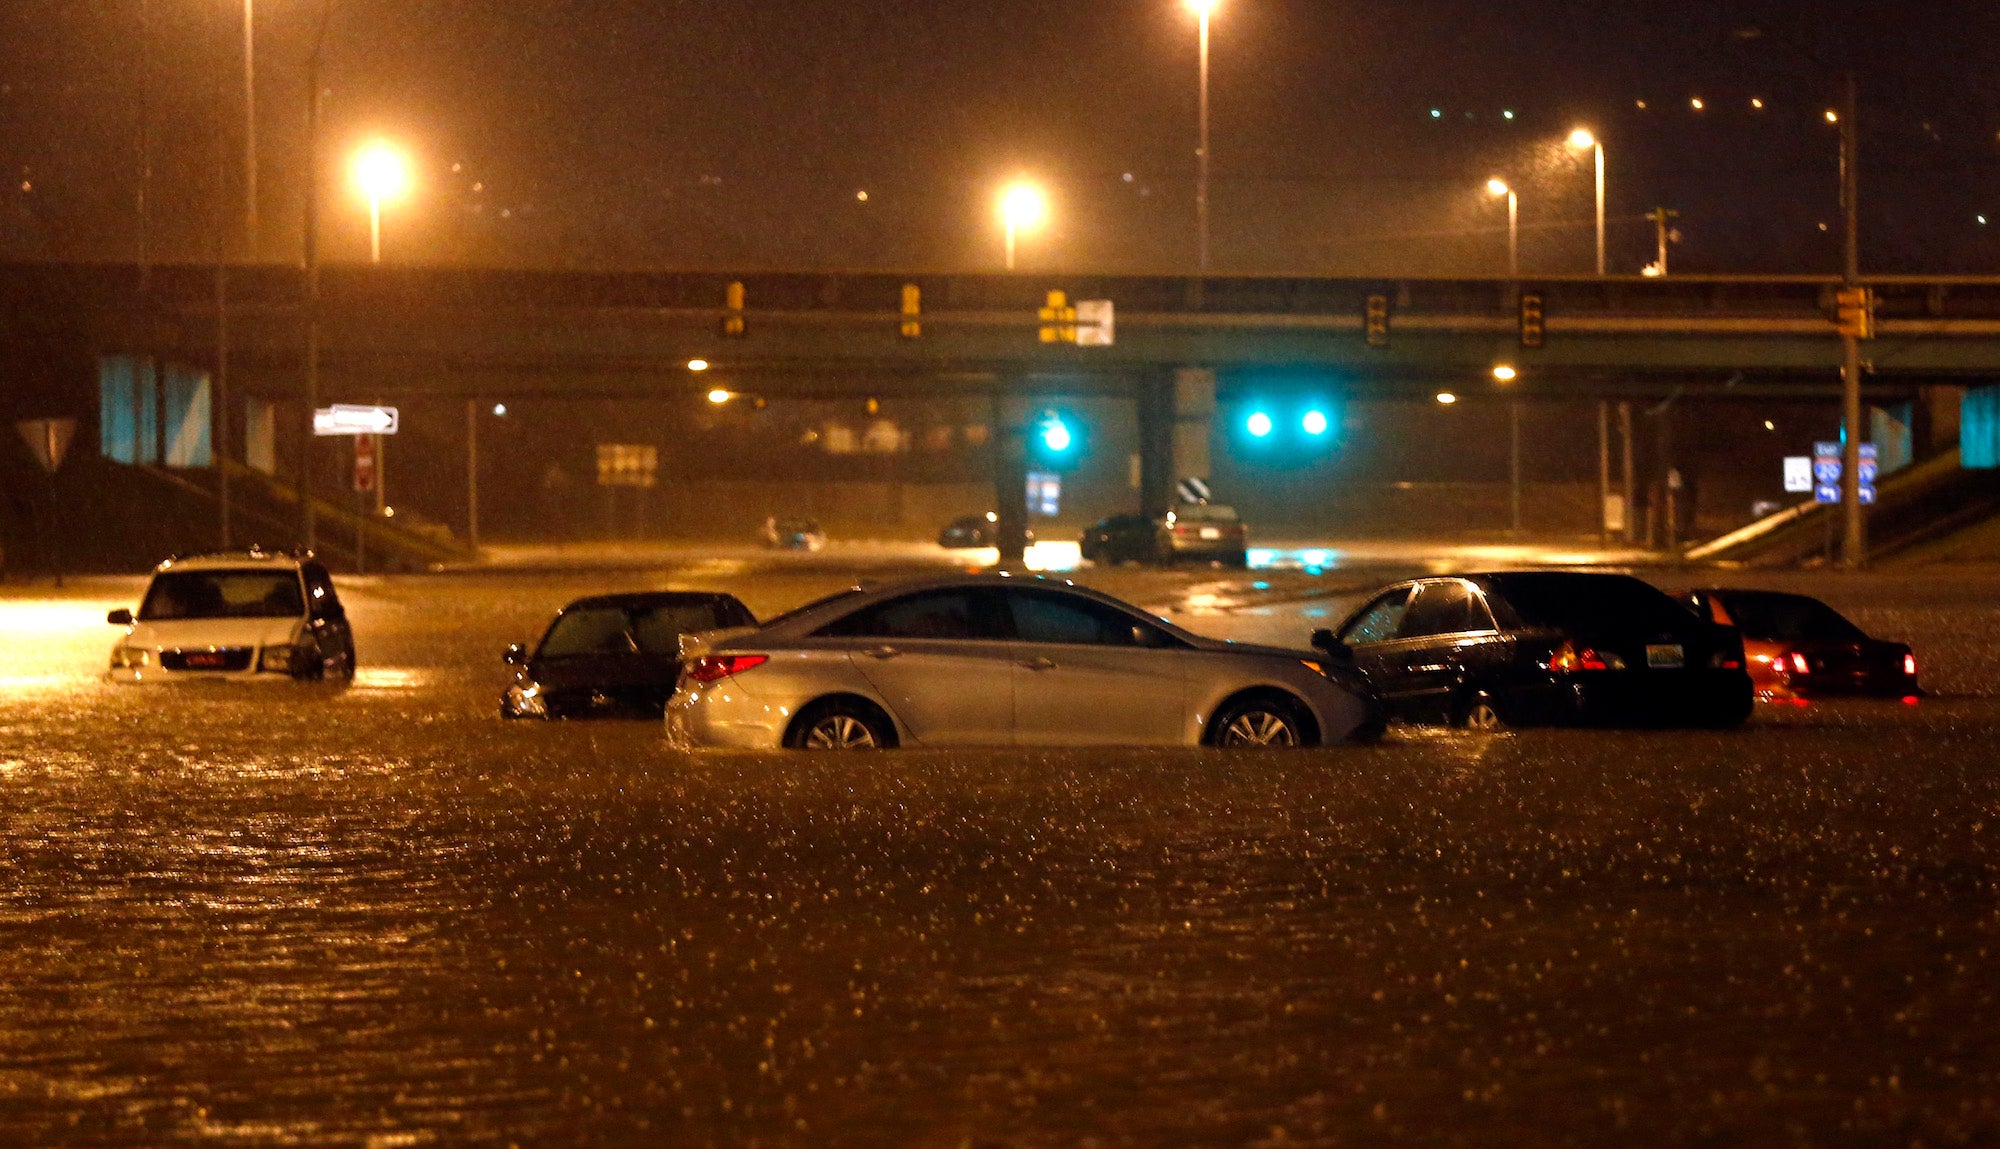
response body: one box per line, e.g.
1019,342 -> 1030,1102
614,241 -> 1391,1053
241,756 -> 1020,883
3,1 -> 1998,276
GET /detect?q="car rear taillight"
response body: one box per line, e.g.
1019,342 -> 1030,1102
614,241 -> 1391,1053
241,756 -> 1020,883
1788,651 -> 1811,676
1549,641 -> 1623,672
1903,652 -> 1919,677
684,654 -> 769,685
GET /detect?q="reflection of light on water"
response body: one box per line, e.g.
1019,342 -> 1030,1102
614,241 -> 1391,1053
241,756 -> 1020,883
352,667 -> 429,691
1025,541 -> 1080,572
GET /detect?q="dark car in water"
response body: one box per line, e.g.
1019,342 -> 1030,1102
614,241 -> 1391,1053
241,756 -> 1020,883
937,513 -> 1032,549
1322,572 -> 1753,729
1079,505 -> 1248,566
1678,588 -> 1919,700
501,592 -> 756,719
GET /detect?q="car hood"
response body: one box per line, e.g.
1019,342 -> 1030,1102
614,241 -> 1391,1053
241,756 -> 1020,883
123,617 -> 301,650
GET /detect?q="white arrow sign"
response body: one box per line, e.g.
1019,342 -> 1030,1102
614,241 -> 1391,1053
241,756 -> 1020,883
313,404 -> 400,436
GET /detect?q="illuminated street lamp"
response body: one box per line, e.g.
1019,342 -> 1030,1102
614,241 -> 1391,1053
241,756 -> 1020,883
1486,177 -> 1519,278
1186,0 -> 1218,272
1492,364 -> 1518,383
998,180 -> 1048,271
350,139 -> 412,263
1568,128 -> 1606,276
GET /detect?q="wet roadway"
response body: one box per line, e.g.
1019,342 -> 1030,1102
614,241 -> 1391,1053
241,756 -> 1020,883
1,550 -> 1997,1146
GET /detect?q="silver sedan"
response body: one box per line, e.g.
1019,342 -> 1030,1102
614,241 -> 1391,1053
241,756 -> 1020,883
667,575 -> 1384,750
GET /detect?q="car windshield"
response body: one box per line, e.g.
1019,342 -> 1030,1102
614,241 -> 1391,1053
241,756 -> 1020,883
139,569 -> 304,620
540,602 -> 745,658
1488,573 -> 1695,636
1717,593 -> 1867,642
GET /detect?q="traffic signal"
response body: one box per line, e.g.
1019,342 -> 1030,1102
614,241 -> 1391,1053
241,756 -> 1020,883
1028,408 -> 1082,467
900,283 -> 921,339
1835,286 -> 1873,339
1038,291 -> 1077,343
1518,291 -> 1545,348
1365,293 -> 1390,348
722,280 -> 747,338
1302,409 -> 1331,436
1245,411 -> 1275,438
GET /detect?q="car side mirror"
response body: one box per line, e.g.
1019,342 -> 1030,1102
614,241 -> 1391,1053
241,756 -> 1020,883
107,608 -> 133,626
503,643 -> 528,666
1310,628 -> 1353,664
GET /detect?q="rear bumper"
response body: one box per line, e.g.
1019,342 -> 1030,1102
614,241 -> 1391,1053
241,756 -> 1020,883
666,681 -> 791,748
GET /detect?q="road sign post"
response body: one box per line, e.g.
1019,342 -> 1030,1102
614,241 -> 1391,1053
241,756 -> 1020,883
14,418 -> 78,585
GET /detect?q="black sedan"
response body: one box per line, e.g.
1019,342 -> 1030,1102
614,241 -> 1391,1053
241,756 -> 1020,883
1680,588 -> 1920,700
937,513 -> 1032,549
1321,572 -> 1753,730
501,592 -> 756,719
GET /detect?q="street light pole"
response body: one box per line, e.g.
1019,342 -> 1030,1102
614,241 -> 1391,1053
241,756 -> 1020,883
1839,73 -> 1867,569
242,0 -> 258,254
301,0 -> 334,551
1487,179 -> 1518,278
1194,0 -> 1211,274
1570,129 -> 1605,275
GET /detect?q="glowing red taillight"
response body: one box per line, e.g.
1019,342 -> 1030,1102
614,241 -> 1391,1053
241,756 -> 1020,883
1903,653 -> 1918,677
684,654 -> 768,685
1788,652 -> 1811,675
1549,641 -> 1617,673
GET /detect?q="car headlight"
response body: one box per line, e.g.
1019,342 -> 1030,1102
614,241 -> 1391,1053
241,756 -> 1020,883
109,646 -> 151,670
259,644 -> 295,673
507,682 -> 548,717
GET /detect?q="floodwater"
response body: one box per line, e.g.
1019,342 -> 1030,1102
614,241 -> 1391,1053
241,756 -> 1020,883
2,558 -> 1997,1146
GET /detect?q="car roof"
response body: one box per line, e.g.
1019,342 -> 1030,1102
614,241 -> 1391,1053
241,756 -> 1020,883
755,573 -> 1180,635
154,550 -> 307,573
557,591 -> 747,612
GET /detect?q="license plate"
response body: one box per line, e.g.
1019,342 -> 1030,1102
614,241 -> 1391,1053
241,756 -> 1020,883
185,652 -> 226,669
1199,527 -> 1222,540
1646,643 -> 1684,669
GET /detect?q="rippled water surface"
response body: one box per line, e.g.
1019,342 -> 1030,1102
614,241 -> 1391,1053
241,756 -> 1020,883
2,566 -> 1998,1146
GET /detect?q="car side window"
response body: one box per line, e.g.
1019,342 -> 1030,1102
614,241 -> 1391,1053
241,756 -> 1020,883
1008,590 -> 1169,647
818,590 -> 1008,641
1399,580 -> 1492,639
303,563 -> 342,620
1339,587 -> 1412,646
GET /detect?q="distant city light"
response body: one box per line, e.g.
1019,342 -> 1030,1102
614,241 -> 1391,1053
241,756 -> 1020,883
1690,96 -> 1705,111
1429,109 -> 1443,119
707,389 -> 732,404
351,140 -> 413,203
1245,411 -> 1274,438
688,359 -> 710,372
1436,392 -> 1459,405
1825,109 -> 1840,124
1764,420 -> 1777,431
1502,109 -> 1516,120
1486,177 -> 1511,197
1302,410 -> 1330,436
856,190 -> 869,202
1981,215 -> 1990,226
1568,128 -> 1598,150
1751,97 -> 1765,110
1184,0 -> 1218,15
1492,365 -> 1518,382
491,403 -> 507,417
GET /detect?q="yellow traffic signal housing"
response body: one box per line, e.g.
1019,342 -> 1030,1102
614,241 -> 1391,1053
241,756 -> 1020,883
1038,290 -> 1076,344
1519,291 -> 1546,349
1834,286 -> 1873,339
900,284 -> 922,339
722,280 -> 747,338
1365,293 -> 1390,348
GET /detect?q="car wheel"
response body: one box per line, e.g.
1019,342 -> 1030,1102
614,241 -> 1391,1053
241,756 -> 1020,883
788,700 -> 894,750
1457,692 -> 1507,732
1209,693 -> 1314,748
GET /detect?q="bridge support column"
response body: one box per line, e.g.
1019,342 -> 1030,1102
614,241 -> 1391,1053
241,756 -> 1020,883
1139,368 -> 1215,514
992,392 -> 1030,568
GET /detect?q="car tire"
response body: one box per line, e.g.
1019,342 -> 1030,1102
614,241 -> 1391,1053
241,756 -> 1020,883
1208,692 -> 1316,748
787,699 -> 895,750
1456,691 -> 1508,732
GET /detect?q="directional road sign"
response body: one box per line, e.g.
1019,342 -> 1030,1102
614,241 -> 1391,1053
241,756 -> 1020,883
314,404 -> 400,436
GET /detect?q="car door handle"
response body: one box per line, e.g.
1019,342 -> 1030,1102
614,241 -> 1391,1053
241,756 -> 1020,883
1019,656 -> 1058,671
864,645 -> 901,660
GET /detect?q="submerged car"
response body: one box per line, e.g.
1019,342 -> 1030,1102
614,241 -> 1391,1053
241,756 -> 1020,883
937,513 -> 1032,549
106,548 -> 355,683
1325,571 -> 1752,729
669,575 -> 1382,749
1078,506 -> 1248,566
762,517 -> 827,551
502,591 -> 756,719
1679,588 -> 1919,700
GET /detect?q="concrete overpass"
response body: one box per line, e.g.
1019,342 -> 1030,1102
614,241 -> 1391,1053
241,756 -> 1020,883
6,261 -> 1997,561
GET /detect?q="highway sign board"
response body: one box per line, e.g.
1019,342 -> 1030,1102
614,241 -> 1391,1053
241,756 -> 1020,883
314,405 -> 400,436
1075,299 -> 1115,346
1782,456 -> 1813,493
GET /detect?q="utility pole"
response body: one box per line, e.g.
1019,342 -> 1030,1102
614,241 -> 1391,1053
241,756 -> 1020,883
302,2 -> 334,551
1648,207 -> 1679,276
1839,73 -> 1867,569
